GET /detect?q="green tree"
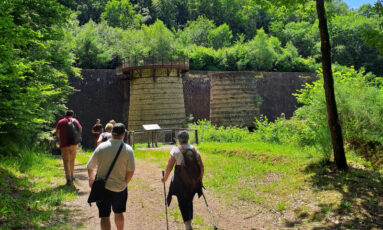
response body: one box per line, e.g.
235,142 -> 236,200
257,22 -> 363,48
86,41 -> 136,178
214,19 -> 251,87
59,0 -> 109,25
258,0 -> 348,170
330,13 -> 383,75
363,1 -> 383,54
208,24 -> 233,49
72,20 -> 112,68
248,28 -> 276,71
0,0 -> 78,154
141,20 -> 176,55
180,16 -> 216,47
101,0 -> 142,29
272,21 -> 320,58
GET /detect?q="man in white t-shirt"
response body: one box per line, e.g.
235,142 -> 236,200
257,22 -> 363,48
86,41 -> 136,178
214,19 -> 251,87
87,123 -> 135,230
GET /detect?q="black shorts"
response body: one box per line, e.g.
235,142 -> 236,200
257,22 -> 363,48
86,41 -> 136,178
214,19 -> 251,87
96,188 -> 128,218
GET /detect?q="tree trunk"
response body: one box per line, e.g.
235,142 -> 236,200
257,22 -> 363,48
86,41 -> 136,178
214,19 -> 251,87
315,0 -> 348,170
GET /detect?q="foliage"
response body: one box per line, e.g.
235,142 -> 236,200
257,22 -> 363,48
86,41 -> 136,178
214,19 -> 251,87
208,24 -> 233,49
248,28 -> 277,71
101,0 -> 142,29
0,0 -> 79,154
330,12 -> 383,75
72,20 -> 113,68
59,0 -> 382,75
255,116 -> 316,147
294,67 -> 383,158
141,20 -> 177,55
59,0 -> 109,25
191,120 -> 258,142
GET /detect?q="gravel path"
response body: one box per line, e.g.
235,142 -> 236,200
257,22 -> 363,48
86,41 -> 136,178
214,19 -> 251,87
64,154 -> 260,229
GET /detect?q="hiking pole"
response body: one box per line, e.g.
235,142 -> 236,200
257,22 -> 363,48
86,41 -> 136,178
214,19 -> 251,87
162,170 -> 169,230
202,191 -> 218,230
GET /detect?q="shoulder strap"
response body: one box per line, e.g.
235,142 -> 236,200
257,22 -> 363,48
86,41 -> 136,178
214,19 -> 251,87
104,142 -> 124,181
178,146 -> 187,165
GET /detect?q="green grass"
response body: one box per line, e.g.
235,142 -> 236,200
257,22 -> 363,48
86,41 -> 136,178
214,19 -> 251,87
135,140 -> 383,228
135,141 -> 321,207
0,150 -> 79,229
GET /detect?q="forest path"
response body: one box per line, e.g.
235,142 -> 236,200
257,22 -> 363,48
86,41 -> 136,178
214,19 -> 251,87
64,148 -> 258,230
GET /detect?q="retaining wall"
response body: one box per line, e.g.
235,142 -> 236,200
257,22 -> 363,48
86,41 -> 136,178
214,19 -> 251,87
65,70 -> 316,148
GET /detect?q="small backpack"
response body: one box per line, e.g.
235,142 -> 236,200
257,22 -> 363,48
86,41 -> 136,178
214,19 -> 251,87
101,132 -> 112,142
66,118 -> 81,145
179,147 -> 201,191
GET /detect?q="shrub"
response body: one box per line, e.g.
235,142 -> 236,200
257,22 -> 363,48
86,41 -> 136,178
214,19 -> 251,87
294,67 -> 383,158
191,120 -> 257,143
254,116 -> 316,147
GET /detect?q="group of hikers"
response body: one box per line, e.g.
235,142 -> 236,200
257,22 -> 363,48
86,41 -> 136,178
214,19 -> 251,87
55,110 -> 205,230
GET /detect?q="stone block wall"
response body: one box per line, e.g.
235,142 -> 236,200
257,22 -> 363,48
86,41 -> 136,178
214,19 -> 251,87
65,69 -> 317,148
66,69 -> 126,149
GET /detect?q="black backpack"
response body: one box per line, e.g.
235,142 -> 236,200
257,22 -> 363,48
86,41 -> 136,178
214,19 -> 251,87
179,147 -> 201,191
66,118 -> 81,145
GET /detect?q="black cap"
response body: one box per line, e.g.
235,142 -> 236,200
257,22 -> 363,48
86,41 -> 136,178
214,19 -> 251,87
112,123 -> 126,136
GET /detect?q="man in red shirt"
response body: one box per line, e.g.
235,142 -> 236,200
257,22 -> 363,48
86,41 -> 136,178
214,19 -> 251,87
55,110 -> 82,186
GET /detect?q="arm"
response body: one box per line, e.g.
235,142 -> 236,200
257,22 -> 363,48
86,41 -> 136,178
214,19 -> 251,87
125,171 -> 134,184
88,169 -> 95,188
161,156 -> 176,183
97,135 -> 103,146
86,149 -> 99,188
75,119 -> 82,132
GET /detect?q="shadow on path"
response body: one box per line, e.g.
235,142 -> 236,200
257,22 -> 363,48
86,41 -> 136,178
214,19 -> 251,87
286,160 -> 383,229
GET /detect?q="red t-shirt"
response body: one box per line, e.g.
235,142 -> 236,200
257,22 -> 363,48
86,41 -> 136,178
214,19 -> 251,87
56,116 -> 82,148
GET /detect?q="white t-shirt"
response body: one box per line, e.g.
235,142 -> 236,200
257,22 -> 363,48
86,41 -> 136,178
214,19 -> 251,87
170,144 -> 201,165
87,139 -> 135,192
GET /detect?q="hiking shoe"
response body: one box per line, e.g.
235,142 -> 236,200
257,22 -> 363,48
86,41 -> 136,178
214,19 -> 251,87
71,176 -> 75,181
66,179 -> 72,186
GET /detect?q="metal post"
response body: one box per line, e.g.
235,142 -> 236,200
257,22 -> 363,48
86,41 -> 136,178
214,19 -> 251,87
195,129 -> 199,145
147,131 -> 151,148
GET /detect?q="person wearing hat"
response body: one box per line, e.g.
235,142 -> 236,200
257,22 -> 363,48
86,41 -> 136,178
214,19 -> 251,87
92,119 -> 103,148
87,123 -> 135,230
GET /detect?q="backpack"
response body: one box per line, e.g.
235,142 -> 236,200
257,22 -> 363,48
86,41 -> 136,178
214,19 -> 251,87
66,118 -> 81,145
179,147 -> 201,191
101,132 -> 112,142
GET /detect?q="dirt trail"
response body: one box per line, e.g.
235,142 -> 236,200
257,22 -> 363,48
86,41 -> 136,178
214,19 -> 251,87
64,147 -> 261,230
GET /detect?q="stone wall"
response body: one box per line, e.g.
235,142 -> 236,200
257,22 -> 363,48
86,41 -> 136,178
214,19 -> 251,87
66,69 -> 126,149
66,70 -> 316,148
183,75 -> 211,121
185,71 -> 317,122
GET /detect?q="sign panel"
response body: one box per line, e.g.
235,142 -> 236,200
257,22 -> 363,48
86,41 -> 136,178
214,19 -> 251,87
143,124 -> 161,130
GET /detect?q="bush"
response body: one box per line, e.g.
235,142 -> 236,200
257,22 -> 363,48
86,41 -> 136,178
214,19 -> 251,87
294,67 -> 383,158
191,120 -> 257,142
255,116 -> 316,147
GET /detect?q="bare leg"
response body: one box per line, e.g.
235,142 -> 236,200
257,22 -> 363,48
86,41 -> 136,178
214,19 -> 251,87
115,213 -> 124,230
184,220 -> 192,230
100,217 -> 111,230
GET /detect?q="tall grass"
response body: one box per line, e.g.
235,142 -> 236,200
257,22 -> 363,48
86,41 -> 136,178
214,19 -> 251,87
0,149 -> 78,229
191,119 -> 258,142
